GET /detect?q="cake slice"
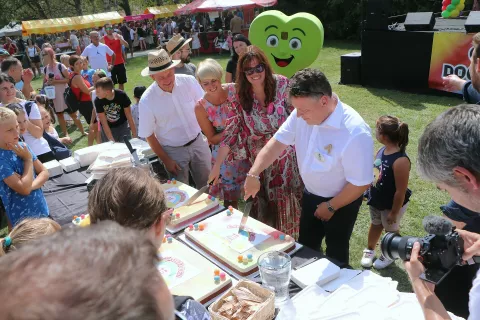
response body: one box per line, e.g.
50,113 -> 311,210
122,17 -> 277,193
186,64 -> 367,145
184,207 -> 295,277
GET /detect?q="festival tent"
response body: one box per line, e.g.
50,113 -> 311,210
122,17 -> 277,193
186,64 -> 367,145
22,11 -> 123,35
144,4 -> 187,18
174,0 -> 276,15
0,23 -> 22,37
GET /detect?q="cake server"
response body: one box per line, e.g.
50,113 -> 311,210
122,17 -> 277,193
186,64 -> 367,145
183,176 -> 221,206
238,198 -> 254,234
123,135 -> 140,166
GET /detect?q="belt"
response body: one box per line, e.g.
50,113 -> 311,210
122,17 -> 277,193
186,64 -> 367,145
182,133 -> 200,147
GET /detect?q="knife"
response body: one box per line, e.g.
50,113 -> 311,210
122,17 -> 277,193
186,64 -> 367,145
123,136 -> 140,166
183,175 -> 221,206
238,198 -> 254,235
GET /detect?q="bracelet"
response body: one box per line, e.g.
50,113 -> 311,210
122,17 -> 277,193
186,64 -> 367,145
246,173 -> 260,180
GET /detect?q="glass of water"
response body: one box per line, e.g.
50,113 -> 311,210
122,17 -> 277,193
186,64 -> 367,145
258,251 -> 292,305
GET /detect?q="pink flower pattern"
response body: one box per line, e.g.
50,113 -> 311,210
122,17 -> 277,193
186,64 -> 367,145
220,76 -> 304,239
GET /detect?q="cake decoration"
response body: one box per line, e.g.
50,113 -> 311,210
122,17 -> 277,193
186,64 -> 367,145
247,254 -> 253,262
72,214 -> 91,227
167,236 -> 173,243
220,272 -> 226,281
194,223 -> 199,231
188,224 -> 194,231
279,234 -> 286,241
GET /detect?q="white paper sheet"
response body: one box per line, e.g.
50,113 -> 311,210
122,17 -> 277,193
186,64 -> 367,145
320,269 -> 362,292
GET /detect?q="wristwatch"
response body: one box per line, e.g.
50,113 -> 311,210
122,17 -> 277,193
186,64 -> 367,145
326,201 -> 336,214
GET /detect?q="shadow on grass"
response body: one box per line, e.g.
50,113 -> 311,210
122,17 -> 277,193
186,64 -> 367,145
377,262 -> 412,292
324,40 -> 361,52
365,87 -> 429,111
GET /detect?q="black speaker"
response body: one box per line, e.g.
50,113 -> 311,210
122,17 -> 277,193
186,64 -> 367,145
340,52 -> 362,85
465,12 -> 480,33
404,12 -> 435,31
365,0 -> 392,30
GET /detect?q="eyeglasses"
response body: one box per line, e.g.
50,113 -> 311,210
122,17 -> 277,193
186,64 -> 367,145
289,87 -> 325,97
244,63 -> 265,76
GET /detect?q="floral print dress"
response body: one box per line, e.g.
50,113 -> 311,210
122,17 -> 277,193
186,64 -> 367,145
221,76 -> 304,239
197,86 -> 250,201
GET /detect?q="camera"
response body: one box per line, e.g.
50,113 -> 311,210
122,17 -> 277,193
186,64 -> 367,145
381,229 -> 464,284
48,73 -> 54,79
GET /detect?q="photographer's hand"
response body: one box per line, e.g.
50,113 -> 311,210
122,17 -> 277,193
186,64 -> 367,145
457,229 -> 480,261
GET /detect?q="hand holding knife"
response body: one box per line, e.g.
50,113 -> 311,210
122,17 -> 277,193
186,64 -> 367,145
182,175 -> 221,206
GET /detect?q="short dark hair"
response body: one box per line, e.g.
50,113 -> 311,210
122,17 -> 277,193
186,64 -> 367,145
134,86 -> 147,99
418,104 -> 480,187
1,57 -> 21,73
0,73 -> 15,85
89,167 -> 168,230
0,221 -> 168,320
94,77 -> 114,90
288,68 -> 332,100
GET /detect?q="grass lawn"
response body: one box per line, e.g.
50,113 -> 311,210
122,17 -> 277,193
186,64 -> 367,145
6,40 -> 461,292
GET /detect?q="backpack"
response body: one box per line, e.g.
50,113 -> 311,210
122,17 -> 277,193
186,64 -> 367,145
43,63 -> 64,78
63,74 -> 82,113
42,131 -> 71,161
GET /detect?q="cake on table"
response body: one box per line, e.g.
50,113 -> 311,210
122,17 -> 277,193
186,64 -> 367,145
158,236 -> 232,304
161,180 -> 220,232
184,207 -> 296,277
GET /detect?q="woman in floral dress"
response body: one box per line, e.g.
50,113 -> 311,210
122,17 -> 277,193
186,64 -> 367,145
209,46 -> 303,239
195,58 -> 250,209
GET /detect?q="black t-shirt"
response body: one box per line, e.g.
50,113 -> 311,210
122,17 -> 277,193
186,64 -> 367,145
137,27 -> 145,37
120,25 -> 130,41
94,89 -> 131,128
226,58 -> 237,82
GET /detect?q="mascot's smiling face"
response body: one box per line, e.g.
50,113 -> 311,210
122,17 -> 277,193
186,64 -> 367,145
249,11 -> 324,78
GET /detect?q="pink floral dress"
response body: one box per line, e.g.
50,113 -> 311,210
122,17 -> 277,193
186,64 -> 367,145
221,76 -> 304,239
196,86 -> 250,201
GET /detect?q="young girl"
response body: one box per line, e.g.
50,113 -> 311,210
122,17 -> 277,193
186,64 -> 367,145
226,31 -> 233,55
191,29 -> 201,57
131,85 -> 146,141
90,69 -> 107,144
0,218 -> 60,256
39,105 -> 72,145
0,107 -> 50,230
361,115 -> 411,269
88,167 -> 211,320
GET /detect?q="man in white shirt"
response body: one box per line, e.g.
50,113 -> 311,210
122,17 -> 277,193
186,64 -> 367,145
245,69 -> 374,265
69,30 -> 80,55
138,49 -> 211,186
81,31 -> 115,76
404,104 -> 480,320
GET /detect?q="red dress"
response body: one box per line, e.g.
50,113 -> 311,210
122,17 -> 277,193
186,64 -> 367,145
221,75 -> 304,239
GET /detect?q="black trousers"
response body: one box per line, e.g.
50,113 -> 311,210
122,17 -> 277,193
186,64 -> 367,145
298,190 -> 363,266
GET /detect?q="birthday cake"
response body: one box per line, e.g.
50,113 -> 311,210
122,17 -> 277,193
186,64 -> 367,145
161,180 -> 220,231
184,207 -> 296,276
158,236 -> 232,303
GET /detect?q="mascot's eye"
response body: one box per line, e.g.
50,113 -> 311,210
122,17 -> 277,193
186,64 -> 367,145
289,38 -> 302,50
266,35 -> 279,47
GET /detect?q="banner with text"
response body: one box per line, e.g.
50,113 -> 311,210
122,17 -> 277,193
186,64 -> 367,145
429,32 -> 474,92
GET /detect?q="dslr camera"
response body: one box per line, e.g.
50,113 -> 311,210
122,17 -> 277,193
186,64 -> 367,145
381,216 -> 464,285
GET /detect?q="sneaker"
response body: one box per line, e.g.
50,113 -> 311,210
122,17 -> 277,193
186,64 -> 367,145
373,255 -> 394,269
361,249 -> 375,268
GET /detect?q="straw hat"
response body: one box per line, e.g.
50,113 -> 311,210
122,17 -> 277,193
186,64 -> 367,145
141,49 -> 180,77
165,34 -> 192,56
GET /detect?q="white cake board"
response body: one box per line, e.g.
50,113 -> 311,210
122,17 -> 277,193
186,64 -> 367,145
178,233 -> 303,281
166,206 -> 225,234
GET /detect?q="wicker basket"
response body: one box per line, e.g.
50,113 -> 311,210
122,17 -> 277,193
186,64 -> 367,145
209,280 -> 275,320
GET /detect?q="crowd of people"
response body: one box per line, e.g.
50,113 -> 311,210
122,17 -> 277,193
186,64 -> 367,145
0,18 -> 479,320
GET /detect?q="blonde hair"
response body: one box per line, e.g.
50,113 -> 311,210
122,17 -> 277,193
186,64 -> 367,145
60,54 -> 70,67
0,218 -> 61,256
196,58 -> 223,82
0,106 -> 16,124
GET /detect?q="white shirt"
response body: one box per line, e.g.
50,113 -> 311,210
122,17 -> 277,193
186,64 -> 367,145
138,74 -> 204,147
274,97 -> 374,197
0,101 -> 51,157
70,34 -> 79,48
469,269 -> 480,319
130,29 -> 135,40
81,43 -> 114,74
171,21 -> 177,29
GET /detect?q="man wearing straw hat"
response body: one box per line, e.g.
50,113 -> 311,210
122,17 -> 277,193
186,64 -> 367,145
138,49 -> 211,186
165,34 -> 197,77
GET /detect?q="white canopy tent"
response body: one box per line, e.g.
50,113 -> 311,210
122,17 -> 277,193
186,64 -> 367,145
0,23 -> 22,37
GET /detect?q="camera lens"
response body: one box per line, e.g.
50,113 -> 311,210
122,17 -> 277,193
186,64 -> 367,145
381,233 -> 420,261
48,73 -> 54,79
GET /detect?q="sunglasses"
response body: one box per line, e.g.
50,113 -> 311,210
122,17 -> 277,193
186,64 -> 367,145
244,63 -> 265,76
106,27 -> 113,30
289,87 -> 325,97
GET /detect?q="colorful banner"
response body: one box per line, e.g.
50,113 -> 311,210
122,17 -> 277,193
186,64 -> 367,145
428,32 -> 474,92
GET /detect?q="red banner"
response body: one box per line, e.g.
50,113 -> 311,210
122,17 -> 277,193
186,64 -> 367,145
124,14 -> 155,22
428,32 -> 474,92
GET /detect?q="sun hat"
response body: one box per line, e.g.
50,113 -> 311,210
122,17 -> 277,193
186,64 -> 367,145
141,49 -> 180,77
0,49 -> 10,56
165,34 -> 192,56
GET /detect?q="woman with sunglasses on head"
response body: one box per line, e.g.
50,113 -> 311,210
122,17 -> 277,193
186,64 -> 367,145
42,48 -> 85,138
209,45 -> 303,239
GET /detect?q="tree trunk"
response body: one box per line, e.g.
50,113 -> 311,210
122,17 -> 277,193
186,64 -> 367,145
120,0 -> 132,16
74,0 -> 82,15
156,0 -> 163,6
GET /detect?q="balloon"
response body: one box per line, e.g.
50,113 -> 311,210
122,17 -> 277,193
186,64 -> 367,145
442,0 -> 450,5
442,5 -> 447,10
458,3 -> 465,11
452,0 -> 459,5
460,0 -> 465,4
451,9 -> 459,17
442,10 -> 451,18
447,4 -> 456,10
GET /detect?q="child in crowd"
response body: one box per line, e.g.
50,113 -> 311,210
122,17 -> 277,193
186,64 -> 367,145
0,218 -> 60,256
0,107 -> 49,230
226,31 -> 233,55
39,105 -> 72,145
94,77 -> 137,142
361,115 -> 411,269
88,167 -> 211,320
191,30 -> 201,57
130,86 -> 146,141
6,104 -> 28,141
80,56 -> 95,86
90,69 -> 107,145
60,54 -> 71,72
